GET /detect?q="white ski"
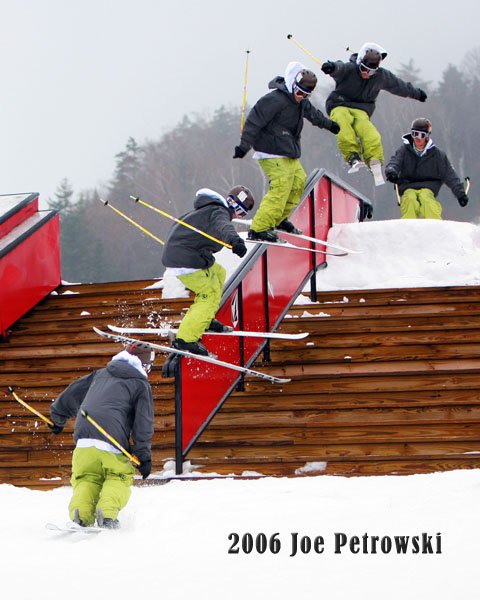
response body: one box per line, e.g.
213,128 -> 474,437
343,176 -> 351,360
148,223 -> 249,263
272,231 -> 362,255
93,327 -> 290,384
369,159 -> 385,186
347,160 -> 367,174
46,522 -> 102,534
246,238 -> 347,256
107,324 -> 309,340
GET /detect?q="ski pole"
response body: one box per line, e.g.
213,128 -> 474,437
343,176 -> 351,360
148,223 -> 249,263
287,34 -> 323,67
130,195 -> 233,249
100,198 -> 165,246
465,177 -> 471,195
394,184 -> 401,206
240,50 -> 251,135
8,386 -> 54,426
81,409 -> 140,466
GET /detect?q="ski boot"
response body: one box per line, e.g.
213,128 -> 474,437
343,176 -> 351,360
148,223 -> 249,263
97,509 -> 120,530
207,319 -> 233,333
248,228 -> 279,243
276,219 -> 302,235
172,337 -> 209,356
347,152 -> 364,174
73,508 -> 86,527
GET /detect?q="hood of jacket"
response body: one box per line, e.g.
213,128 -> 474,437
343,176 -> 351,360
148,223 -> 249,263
106,353 -> 148,379
194,188 -> 229,211
268,61 -> 308,96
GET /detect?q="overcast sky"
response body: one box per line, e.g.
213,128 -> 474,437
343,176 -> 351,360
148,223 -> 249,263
1,0 -> 478,204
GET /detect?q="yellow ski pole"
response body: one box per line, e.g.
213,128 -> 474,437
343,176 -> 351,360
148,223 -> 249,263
8,386 -> 54,426
130,195 -> 233,249
465,177 -> 471,195
395,184 -> 401,206
240,50 -> 251,135
100,198 -> 165,246
81,409 -> 140,466
287,34 -> 323,67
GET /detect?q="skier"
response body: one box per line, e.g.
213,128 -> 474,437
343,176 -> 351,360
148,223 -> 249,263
49,342 -> 155,529
385,117 -> 469,219
321,42 -> 427,185
233,61 -> 339,242
161,186 -> 254,356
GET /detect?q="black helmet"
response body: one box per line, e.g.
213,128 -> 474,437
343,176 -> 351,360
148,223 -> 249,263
294,69 -> 317,94
127,341 -> 155,372
411,117 -> 432,134
362,49 -> 382,69
227,185 -> 255,217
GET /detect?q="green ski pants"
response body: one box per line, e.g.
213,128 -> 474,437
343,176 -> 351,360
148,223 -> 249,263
400,188 -> 442,219
177,262 -> 226,342
330,106 -> 384,165
69,446 -> 135,525
251,157 -> 307,232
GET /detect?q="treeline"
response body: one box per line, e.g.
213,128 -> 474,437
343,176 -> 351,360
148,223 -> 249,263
51,49 -> 480,283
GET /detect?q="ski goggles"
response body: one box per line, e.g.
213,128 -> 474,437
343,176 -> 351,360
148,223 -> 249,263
293,84 -> 311,98
411,129 -> 430,139
227,194 -> 250,218
359,62 -> 379,76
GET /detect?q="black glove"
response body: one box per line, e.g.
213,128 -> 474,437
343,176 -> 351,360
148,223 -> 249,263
138,460 -> 151,479
458,194 -> 469,207
232,239 -> 247,258
48,423 -> 64,435
329,121 -> 340,135
417,89 -> 427,102
162,353 -> 180,378
233,146 -> 247,159
385,171 -> 399,184
321,60 -> 335,75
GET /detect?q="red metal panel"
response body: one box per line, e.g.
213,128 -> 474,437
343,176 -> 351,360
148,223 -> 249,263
0,195 -> 38,238
0,215 -> 61,337
331,181 -> 361,224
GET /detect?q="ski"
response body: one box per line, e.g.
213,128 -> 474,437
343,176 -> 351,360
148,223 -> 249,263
107,324 -> 309,341
246,238 -> 347,256
347,160 -> 367,174
46,522 -> 103,534
93,327 -> 291,384
272,231 -> 361,255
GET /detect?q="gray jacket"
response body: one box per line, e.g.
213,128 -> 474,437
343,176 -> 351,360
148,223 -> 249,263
325,54 -> 424,117
161,191 -> 243,269
50,358 -> 154,463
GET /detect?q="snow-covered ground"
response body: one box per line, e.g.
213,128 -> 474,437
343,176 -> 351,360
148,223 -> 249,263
4,218 -> 480,599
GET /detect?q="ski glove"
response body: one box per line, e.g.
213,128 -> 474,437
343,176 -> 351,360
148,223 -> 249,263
233,146 -> 247,159
417,89 -> 427,102
458,194 -> 469,207
321,61 -> 335,75
232,239 -> 247,258
385,171 -> 399,184
48,423 -> 64,435
329,121 -> 340,135
138,460 -> 152,479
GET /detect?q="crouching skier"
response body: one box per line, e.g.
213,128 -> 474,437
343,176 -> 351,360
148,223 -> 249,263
49,343 -> 155,529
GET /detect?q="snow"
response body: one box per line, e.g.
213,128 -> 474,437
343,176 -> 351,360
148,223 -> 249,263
1,470 -> 479,599
3,218 -> 480,598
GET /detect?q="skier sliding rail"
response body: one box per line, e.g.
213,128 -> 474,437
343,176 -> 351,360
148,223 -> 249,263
93,327 -> 290,384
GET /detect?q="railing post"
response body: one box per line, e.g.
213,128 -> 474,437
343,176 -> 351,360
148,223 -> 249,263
236,283 -> 245,392
309,188 -> 318,302
262,252 -> 271,362
174,359 -> 183,475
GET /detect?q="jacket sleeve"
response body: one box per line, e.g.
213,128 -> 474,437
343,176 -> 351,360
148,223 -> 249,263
131,381 -> 154,463
50,371 -> 97,427
385,145 -> 405,178
380,69 -> 423,100
442,154 -> 465,198
239,94 -> 281,152
210,207 -> 244,247
303,101 -> 335,130
329,60 -> 349,82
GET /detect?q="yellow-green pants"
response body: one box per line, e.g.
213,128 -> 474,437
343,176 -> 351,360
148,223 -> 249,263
330,106 -> 383,165
251,157 -> 306,232
400,188 -> 442,219
177,262 -> 226,342
69,446 -> 135,526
